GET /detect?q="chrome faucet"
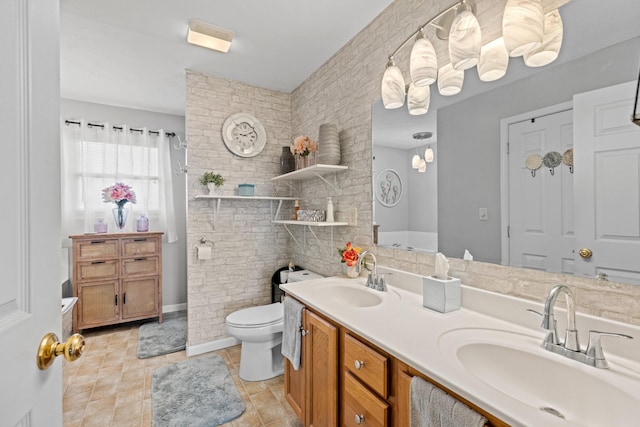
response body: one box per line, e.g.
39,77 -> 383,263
356,251 -> 386,291
531,285 -> 633,369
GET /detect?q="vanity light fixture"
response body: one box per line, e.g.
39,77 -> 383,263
408,83 -> 431,115
187,19 -> 234,53
381,0 -> 564,114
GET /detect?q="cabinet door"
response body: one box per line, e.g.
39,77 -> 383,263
284,354 -> 306,422
121,276 -> 159,320
78,280 -> 119,328
306,310 -> 338,427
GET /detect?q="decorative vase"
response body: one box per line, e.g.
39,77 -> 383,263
295,155 -> 305,170
207,183 -> 221,195
280,146 -> 295,174
136,213 -> 149,232
94,218 -> 108,233
346,265 -> 359,279
112,204 -> 129,230
318,123 -> 340,165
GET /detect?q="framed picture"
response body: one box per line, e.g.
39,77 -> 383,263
375,168 -> 403,207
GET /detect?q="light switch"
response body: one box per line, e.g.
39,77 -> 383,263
479,208 -> 488,221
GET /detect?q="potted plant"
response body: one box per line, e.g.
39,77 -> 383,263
199,172 -> 225,194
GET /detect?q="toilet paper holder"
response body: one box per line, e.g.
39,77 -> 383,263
199,237 -> 213,246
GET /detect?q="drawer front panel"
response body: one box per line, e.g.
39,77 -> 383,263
76,239 -> 119,260
344,334 -> 388,397
77,260 -> 118,281
122,237 -> 160,257
122,256 -> 160,276
343,371 -> 389,427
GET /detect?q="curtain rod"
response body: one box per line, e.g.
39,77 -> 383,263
64,120 -> 176,138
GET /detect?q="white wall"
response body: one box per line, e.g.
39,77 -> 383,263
60,98 -> 187,308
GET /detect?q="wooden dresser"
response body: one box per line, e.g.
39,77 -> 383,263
70,232 -> 163,332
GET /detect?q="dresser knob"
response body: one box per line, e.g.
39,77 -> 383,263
355,414 -> 365,425
354,360 -> 365,370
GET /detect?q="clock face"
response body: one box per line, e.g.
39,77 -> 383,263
222,113 -> 267,157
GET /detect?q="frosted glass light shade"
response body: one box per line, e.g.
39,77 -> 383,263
411,154 -> 421,169
410,33 -> 438,86
408,83 -> 431,116
418,159 -> 427,173
477,37 -> 509,82
449,10 -> 482,71
437,63 -> 464,96
424,147 -> 434,163
502,0 -> 544,57
381,60 -> 406,109
524,10 -> 563,67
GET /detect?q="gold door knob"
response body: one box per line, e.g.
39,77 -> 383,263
37,333 -> 85,370
579,248 -> 593,259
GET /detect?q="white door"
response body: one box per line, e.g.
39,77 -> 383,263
508,109 -> 575,273
1,0 -> 65,425
574,81 -> 640,284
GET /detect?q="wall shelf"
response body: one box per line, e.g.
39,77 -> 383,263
271,164 -> 348,191
272,220 -> 348,253
194,195 -> 298,229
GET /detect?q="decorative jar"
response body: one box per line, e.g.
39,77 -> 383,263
94,218 -> 108,233
136,213 -> 149,232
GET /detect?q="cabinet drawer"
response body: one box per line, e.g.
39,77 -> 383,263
343,371 -> 389,427
344,334 -> 388,397
122,256 -> 160,276
122,237 -> 160,256
76,259 -> 118,281
75,238 -> 119,260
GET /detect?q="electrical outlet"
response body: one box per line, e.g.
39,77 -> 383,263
479,208 -> 488,221
348,208 -> 358,226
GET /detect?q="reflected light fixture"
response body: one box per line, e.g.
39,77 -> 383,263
418,159 -> 427,173
424,146 -> 434,163
524,9 -> 563,67
187,19 -> 234,53
411,132 -> 434,172
381,0 -> 564,114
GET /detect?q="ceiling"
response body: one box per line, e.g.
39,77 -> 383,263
60,0 -> 394,116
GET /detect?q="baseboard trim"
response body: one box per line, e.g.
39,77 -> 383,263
162,303 -> 187,313
186,337 -> 241,357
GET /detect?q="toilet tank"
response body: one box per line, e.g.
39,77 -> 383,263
287,270 -> 324,283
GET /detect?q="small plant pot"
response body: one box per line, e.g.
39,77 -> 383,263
207,183 -> 222,195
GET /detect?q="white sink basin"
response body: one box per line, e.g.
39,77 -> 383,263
439,328 -> 640,426
321,285 -> 383,308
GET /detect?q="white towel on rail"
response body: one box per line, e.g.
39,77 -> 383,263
410,375 -> 487,427
281,296 -> 304,370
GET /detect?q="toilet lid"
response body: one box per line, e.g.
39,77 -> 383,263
226,302 -> 284,327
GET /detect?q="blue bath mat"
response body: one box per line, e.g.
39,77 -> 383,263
137,311 -> 187,359
151,354 -> 245,427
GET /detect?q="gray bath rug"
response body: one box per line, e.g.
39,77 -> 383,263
151,354 -> 245,427
137,311 -> 187,359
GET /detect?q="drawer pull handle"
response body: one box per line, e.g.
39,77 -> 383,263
354,414 -> 365,425
90,240 -> 106,244
133,238 -> 147,242
300,328 -> 309,336
91,261 -> 106,265
134,257 -> 147,261
354,360 -> 365,370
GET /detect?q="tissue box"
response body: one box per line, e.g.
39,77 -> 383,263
238,184 -> 254,196
422,276 -> 461,313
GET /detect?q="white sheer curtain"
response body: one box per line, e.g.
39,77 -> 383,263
61,119 -> 178,245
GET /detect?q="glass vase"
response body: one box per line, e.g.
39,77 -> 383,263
280,147 -> 295,174
112,205 -> 129,230
346,265 -> 359,279
136,213 -> 149,232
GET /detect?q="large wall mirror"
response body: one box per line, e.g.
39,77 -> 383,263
372,0 -> 640,284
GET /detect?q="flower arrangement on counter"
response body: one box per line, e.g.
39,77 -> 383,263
102,182 -> 137,207
290,135 -> 317,157
338,242 -> 362,267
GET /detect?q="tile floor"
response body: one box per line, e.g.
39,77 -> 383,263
63,321 -> 303,427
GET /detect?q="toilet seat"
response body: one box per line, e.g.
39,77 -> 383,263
226,302 -> 283,328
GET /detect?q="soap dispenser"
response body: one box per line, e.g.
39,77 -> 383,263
326,197 -> 334,222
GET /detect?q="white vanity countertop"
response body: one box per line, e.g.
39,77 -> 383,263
280,272 -> 640,427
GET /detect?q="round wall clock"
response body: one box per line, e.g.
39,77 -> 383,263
221,113 -> 267,157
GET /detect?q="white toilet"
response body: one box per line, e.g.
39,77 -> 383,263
225,269 -> 323,381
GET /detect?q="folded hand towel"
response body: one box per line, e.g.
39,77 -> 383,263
281,296 -> 304,370
410,376 -> 487,427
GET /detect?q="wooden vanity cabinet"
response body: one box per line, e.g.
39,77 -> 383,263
71,232 -> 163,331
284,307 -> 339,427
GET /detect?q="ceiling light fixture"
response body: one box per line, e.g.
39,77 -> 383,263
411,131 -> 434,173
381,0 -> 564,114
187,19 -> 234,53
